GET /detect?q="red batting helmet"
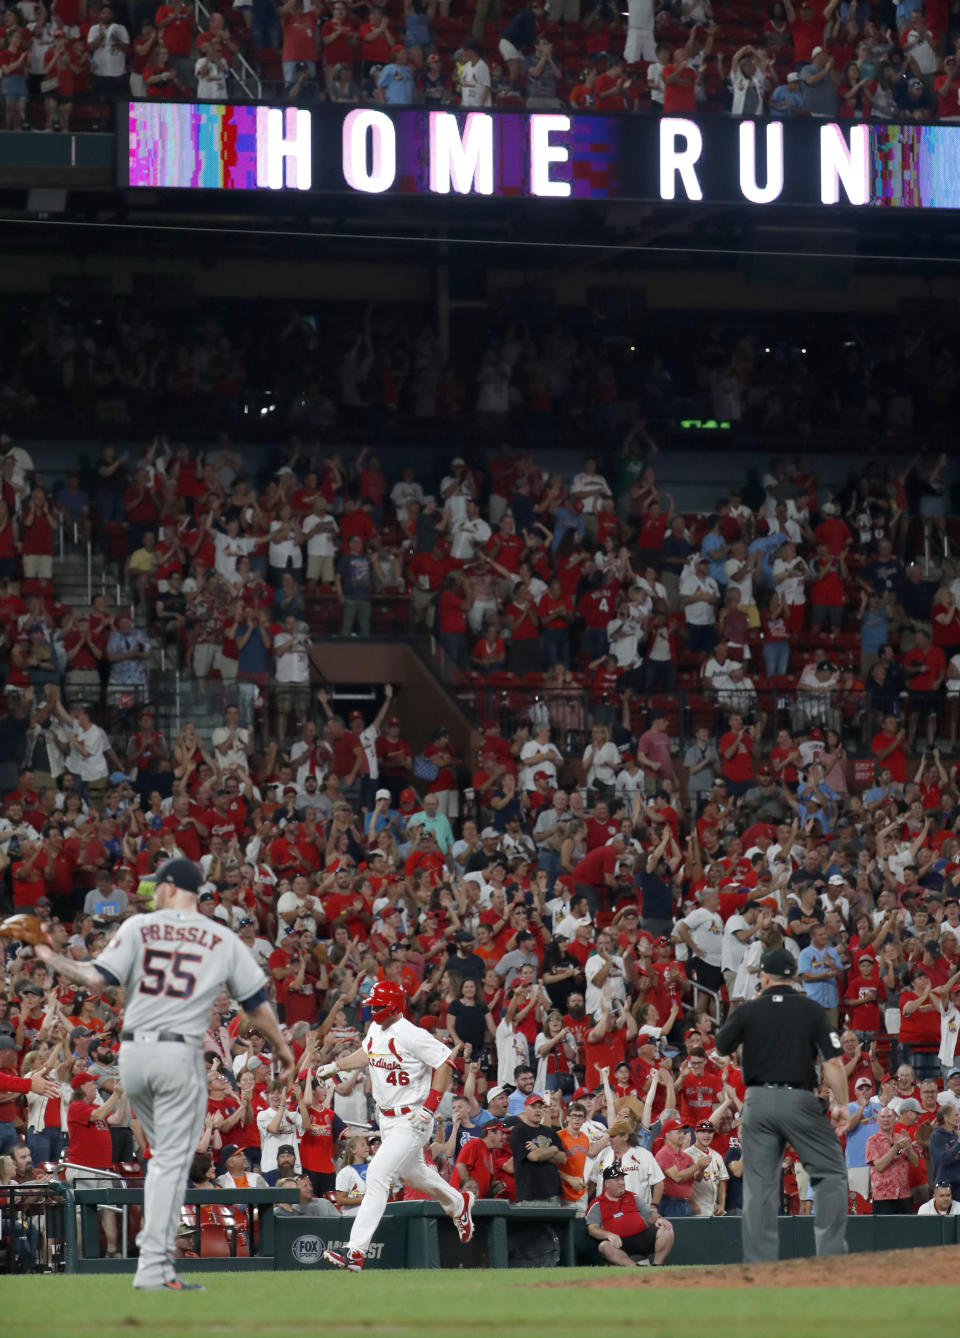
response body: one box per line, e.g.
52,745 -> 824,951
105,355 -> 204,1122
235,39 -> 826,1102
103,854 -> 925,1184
369,979 -> 406,1023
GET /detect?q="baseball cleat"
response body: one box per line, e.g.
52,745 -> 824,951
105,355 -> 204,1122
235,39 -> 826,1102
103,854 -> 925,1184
453,1190 -> 475,1244
323,1247 -> 365,1271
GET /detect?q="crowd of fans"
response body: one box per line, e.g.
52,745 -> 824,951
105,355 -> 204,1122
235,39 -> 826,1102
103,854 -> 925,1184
4,0 -> 960,129
2,300 -> 954,451
3,420 -> 960,1273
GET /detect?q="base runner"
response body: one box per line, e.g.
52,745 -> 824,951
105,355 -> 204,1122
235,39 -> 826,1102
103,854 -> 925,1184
317,979 -> 474,1270
37,857 -> 294,1291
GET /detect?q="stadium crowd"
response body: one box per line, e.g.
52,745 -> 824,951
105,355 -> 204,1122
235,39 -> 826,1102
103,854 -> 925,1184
3,0 -> 960,129
2,419 -> 960,1273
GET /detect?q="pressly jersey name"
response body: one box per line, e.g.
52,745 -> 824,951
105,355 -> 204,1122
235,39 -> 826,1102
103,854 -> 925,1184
94,909 -> 266,1044
363,1017 -> 452,1111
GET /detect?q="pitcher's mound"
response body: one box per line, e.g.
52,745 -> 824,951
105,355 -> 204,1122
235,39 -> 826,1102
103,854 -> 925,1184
533,1244 -> 959,1290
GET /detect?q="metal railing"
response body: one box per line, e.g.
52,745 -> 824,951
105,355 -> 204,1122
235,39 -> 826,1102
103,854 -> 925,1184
63,1183 -> 298,1271
60,1162 -> 134,1258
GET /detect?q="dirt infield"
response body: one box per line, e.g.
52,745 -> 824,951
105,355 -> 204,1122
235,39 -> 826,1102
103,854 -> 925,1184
532,1245 -> 958,1290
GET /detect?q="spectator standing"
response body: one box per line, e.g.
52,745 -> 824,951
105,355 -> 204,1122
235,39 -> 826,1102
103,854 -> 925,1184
680,557 -> 719,656
655,1121 -> 699,1219
624,0 -> 656,63
460,39 -> 491,105
377,45 -> 415,104
154,0 -> 196,89
105,614 -> 151,708
508,1093 -> 565,1202
797,924 -> 844,1028
864,1106 -> 918,1215
195,38 -> 229,100
336,535 -> 373,638
320,1 -> 357,90
525,35 -> 561,109
801,47 -> 839,116
87,3 -> 129,128
498,0 -> 543,88
769,69 -> 804,115
280,0 -> 319,91
20,488 -> 56,583
728,45 -> 770,115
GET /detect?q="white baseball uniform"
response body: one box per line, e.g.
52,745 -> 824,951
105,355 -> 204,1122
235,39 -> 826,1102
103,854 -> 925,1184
93,910 -> 268,1288
344,1017 -> 465,1256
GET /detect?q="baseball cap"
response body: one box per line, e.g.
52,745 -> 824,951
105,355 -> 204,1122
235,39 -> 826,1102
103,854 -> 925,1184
854,1078 -> 872,1089
484,1121 -> 509,1133
571,1087 -> 591,1101
72,1072 -> 98,1090
348,710 -> 364,722
948,1067 -> 960,1079
695,1121 -> 715,1132
386,716 -> 401,727
881,1073 -> 895,1085
760,947 -> 797,978
898,1098 -> 922,1113
68,934 -> 86,949
811,45 -> 823,56
524,1094 -> 546,1107
150,856 -> 203,895
533,770 -> 550,781
654,936 -> 672,947
660,1119 -> 684,1134
219,1144 -> 241,1163
399,787 -> 416,805
427,52 -> 440,63
481,826 -> 498,840
486,1085 -> 506,1102
602,1163 -> 625,1181
69,1025 -> 93,1044
198,890 -> 215,904
453,929 -> 474,943
391,41 -> 403,52
786,71 -> 800,82
828,875 -> 846,885
375,789 -> 391,801
0,1031 -> 16,1051
20,984 -> 44,996
277,1144 -> 296,1156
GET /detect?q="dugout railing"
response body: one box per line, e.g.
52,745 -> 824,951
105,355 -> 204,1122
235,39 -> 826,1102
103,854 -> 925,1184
43,1186 -> 960,1273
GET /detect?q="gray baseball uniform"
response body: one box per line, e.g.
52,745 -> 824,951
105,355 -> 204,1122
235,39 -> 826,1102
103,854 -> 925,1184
93,910 -> 268,1287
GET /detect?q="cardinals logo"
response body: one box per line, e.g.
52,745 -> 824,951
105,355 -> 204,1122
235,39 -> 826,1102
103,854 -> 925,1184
388,1038 -> 404,1063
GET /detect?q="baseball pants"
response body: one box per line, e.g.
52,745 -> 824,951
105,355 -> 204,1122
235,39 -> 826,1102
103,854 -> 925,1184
119,1041 -> 207,1287
740,1086 -> 848,1263
347,1112 -> 465,1256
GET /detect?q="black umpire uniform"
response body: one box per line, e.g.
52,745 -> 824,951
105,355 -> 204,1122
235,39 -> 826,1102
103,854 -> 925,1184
715,947 -> 848,1263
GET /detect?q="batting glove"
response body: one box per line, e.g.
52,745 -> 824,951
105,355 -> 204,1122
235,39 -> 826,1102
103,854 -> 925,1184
408,1107 -> 434,1136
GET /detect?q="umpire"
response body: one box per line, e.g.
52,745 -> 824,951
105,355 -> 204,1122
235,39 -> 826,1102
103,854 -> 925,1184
715,947 -> 848,1263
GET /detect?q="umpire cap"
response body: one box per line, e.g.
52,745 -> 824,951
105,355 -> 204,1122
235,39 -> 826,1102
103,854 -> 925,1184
151,857 -> 203,895
760,948 -> 797,978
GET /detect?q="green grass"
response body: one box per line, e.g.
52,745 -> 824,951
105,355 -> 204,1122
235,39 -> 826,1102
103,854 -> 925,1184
4,1270 -> 953,1338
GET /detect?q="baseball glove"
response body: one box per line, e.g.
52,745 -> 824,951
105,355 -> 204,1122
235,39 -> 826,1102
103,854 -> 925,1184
0,913 -> 50,946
